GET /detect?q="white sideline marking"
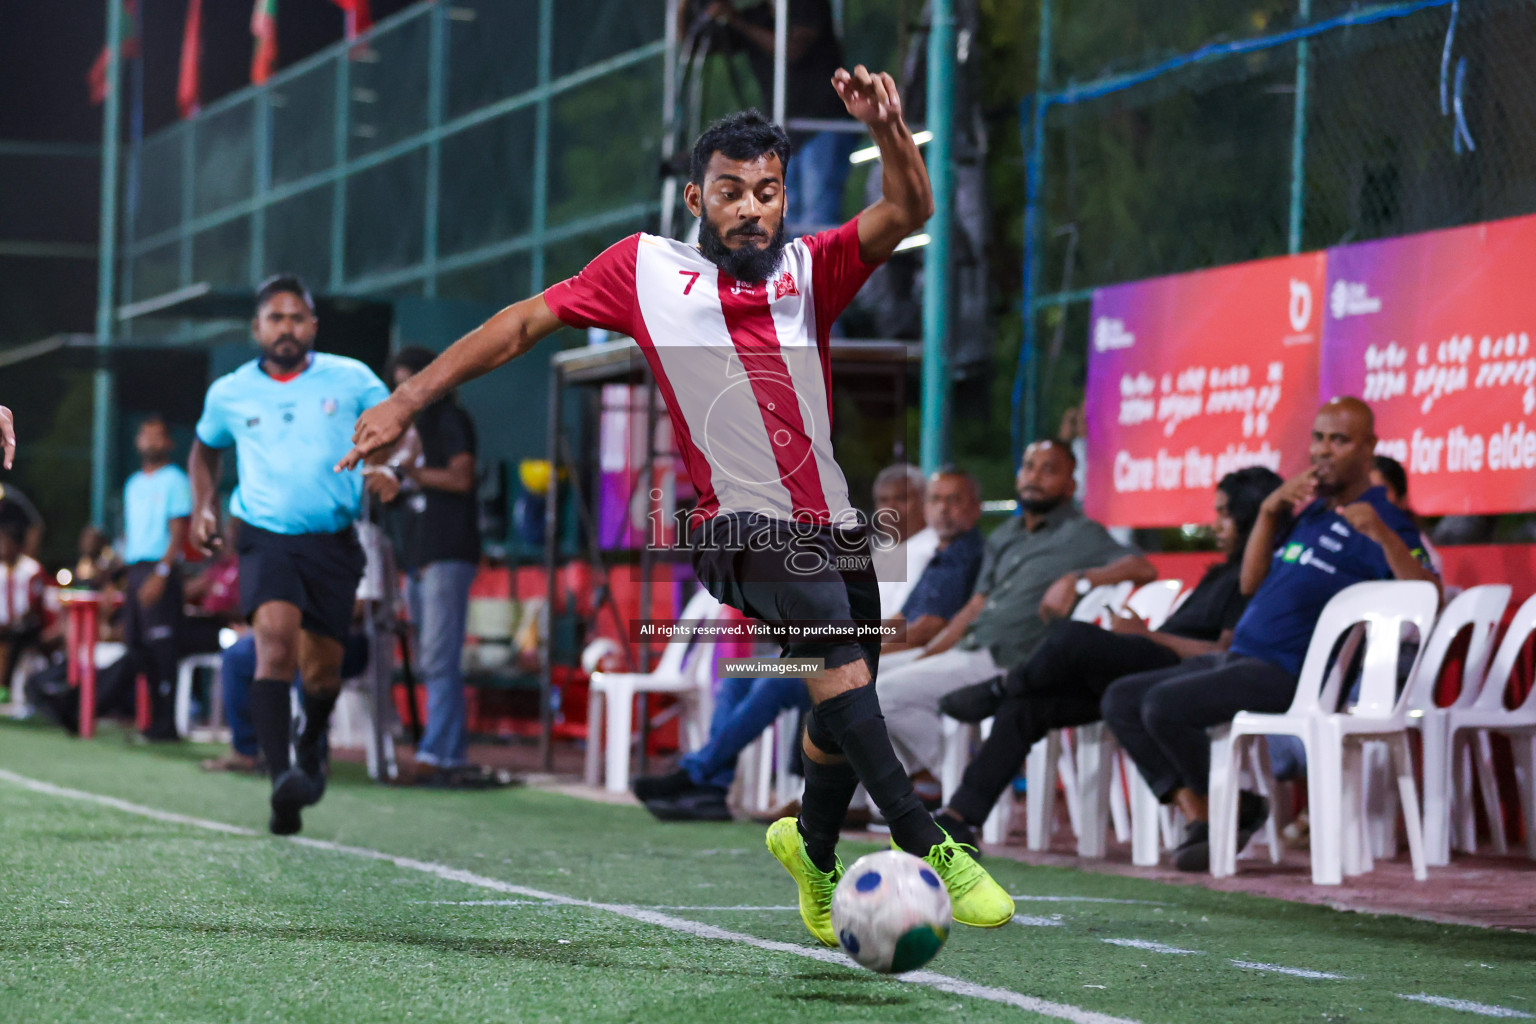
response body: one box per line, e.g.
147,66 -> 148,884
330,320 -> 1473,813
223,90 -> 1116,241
1101,939 -> 1200,955
0,770 -> 1140,1024
415,900 -> 554,907
1398,994 -> 1535,1018
1013,914 -> 1065,927
418,901 -> 802,912
1012,895 -> 1164,905
1229,960 -> 1347,980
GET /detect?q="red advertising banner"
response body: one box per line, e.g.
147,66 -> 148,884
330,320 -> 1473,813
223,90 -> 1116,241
1320,214 -> 1536,516
1085,252 -> 1326,527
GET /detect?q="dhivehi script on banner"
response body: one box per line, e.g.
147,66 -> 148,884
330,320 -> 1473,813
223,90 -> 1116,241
1084,252 -> 1325,527
1320,214 -> 1536,516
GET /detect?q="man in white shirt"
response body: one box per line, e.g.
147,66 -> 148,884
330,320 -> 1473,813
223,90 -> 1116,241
0,521 -> 43,695
871,463 -> 936,617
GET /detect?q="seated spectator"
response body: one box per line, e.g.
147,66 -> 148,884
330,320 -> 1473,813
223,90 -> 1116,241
931,467 -> 1281,848
1371,454 -> 1444,576
875,440 -> 1157,783
633,466 -> 984,820
1267,452 -> 1445,785
872,464 -> 937,618
74,526 -> 120,589
0,479 -> 42,559
1102,397 -> 1441,871
0,521 -> 44,694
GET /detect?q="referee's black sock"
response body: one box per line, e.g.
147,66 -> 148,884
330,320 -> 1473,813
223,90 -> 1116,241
295,689 -> 338,775
797,756 -> 859,874
809,684 -> 945,857
250,678 -> 294,780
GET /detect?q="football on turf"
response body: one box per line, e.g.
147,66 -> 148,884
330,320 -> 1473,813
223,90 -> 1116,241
831,850 -> 951,974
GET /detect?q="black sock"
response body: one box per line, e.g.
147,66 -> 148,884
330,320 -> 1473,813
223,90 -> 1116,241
797,756 -> 859,874
296,689 -> 338,773
250,678 -> 294,780
809,686 -> 945,857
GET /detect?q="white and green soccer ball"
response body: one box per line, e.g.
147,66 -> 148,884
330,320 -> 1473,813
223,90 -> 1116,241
831,849 -> 951,974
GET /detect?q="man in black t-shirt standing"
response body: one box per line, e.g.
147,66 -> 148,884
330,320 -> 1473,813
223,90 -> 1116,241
385,347 -> 481,782
690,0 -> 856,230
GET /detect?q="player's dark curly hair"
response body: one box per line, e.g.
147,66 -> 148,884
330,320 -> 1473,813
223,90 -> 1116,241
690,110 -> 791,185
1216,465 -> 1283,563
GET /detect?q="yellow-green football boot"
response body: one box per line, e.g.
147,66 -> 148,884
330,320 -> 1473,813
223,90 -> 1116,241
766,817 -> 842,947
922,836 -> 1015,928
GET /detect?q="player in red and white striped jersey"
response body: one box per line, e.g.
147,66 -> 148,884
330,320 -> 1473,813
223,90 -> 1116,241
340,66 -> 1014,939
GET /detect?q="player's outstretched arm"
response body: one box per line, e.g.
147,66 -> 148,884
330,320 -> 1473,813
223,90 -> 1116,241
832,66 -> 934,264
337,294 -> 566,472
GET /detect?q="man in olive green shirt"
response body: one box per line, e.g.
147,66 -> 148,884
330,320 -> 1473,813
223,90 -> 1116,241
876,439 -> 1156,775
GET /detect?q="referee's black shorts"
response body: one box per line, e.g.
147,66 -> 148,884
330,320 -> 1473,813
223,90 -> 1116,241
236,521 -> 364,643
689,512 -> 881,675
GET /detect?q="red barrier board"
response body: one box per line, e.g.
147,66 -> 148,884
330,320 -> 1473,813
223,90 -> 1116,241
1320,214 -> 1536,516
1085,252 -> 1326,527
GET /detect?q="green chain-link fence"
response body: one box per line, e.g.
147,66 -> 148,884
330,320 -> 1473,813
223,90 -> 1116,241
1019,0 -> 1536,453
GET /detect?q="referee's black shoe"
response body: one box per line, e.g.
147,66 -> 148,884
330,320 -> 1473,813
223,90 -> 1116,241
269,767 -> 324,836
293,735 -> 329,806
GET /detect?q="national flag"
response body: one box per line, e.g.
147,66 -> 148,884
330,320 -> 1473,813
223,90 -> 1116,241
177,0 -> 204,119
87,0 -> 140,105
331,0 -> 374,40
251,0 -> 278,85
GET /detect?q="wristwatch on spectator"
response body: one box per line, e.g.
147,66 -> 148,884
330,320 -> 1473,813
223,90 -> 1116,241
1074,573 -> 1093,596
154,561 -> 172,578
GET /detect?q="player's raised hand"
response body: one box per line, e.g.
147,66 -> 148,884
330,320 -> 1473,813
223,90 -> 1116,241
832,66 -> 903,130
0,405 -> 15,469
336,396 -> 413,473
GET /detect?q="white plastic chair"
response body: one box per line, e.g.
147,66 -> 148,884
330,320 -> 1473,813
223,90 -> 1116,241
738,705 -> 805,815
1398,585 -> 1510,866
174,652 -> 225,739
1124,580 -> 1184,630
586,588 -> 725,793
1073,582 -> 1188,859
1119,579 -> 1184,864
1209,580 -> 1439,884
1446,590 -> 1536,862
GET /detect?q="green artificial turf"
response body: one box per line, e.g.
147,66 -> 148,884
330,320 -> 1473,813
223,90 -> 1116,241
2,720 -> 1534,1024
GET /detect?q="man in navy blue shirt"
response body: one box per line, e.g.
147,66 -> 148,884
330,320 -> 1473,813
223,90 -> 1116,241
1102,397 -> 1439,871
190,275 -> 398,835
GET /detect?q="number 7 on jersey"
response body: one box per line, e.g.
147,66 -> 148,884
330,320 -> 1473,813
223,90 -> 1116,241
679,270 -> 700,295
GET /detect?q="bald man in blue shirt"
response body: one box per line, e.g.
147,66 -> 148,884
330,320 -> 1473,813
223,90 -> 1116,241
190,275 -> 399,835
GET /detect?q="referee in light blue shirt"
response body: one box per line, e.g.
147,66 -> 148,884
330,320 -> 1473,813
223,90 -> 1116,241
121,414 -> 193,741
189,274 -> 397,836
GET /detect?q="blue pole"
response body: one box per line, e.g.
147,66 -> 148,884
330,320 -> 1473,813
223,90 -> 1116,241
1014,0 -> 1052,461
919,0 -> 955,475
92,0 -> 125,527
1288,0 -> 1312,254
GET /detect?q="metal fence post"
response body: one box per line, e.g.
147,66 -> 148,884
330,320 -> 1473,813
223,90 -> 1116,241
920,0 -> 955,475
91,0 -> 126,527
1289,0 -> 1312,254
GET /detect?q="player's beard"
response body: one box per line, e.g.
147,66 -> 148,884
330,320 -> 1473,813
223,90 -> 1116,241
1018,493 -> 1067,516
698,215 -> 787,283
263,335 -> 310,372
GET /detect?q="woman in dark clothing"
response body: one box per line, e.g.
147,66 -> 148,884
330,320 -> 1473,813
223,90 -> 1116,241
932,466 -> 1283,846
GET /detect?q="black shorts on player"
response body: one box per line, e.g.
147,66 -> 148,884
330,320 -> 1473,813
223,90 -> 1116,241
690,512 -> 882,673
237,523 -> 365,643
